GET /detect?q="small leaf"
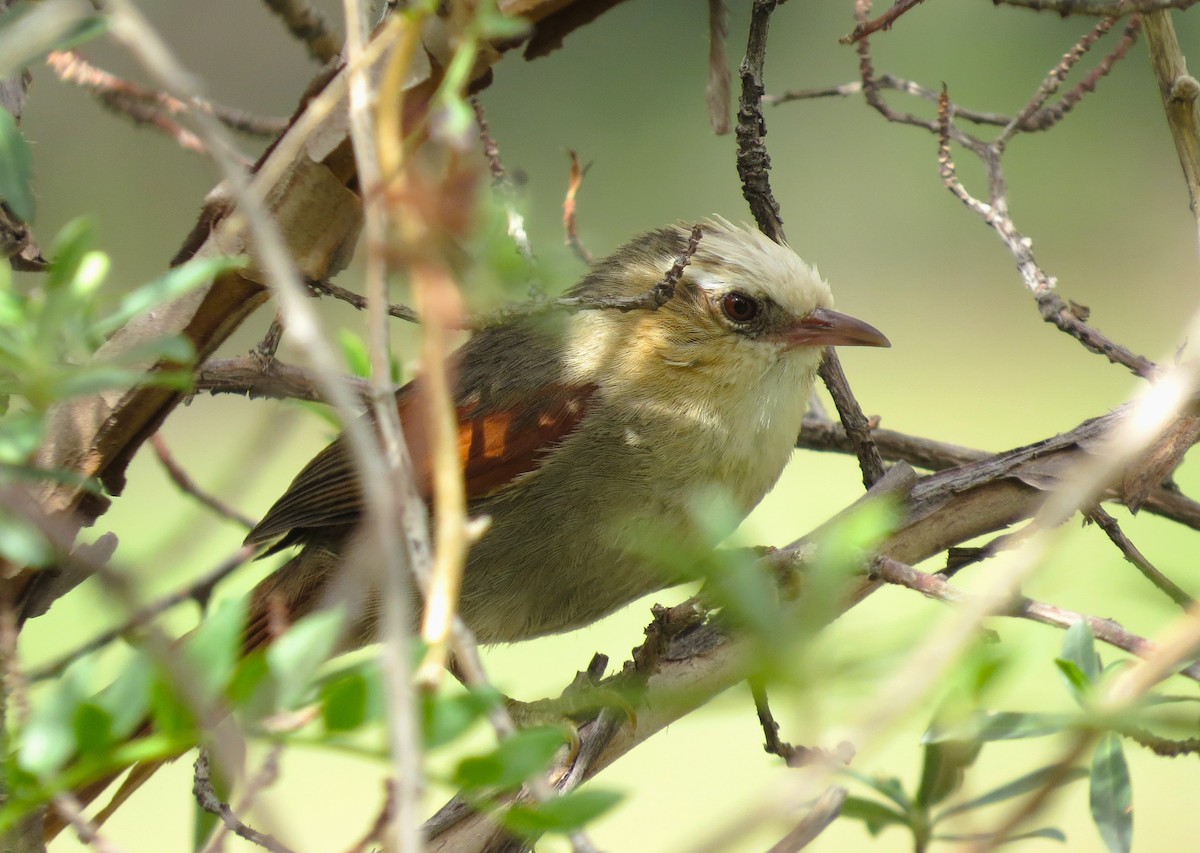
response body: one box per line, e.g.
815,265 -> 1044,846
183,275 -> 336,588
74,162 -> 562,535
72,701 -> 114,756
0,108 -> 34,221
839,796 -> 909,836
924,711 -> 1076,743
936,827 -> 1067,845
18,659 -> 92,776
338,330 -> 370,377
181,596 -> 247,707
842,769 -> 913,812
1090,733 -> 1132,853
503,789 -> 622,836
422,686 -> 499,749
938,764 -> 1088,819
267,608 -> 345,709
1055,659 -> 1092,705
915,738 -> 980,809
1062,621 -> 1100,683
95,651 -> 154,740
322,672 -> 368,733
0,513 -> 52,565
451,727 -> 567,792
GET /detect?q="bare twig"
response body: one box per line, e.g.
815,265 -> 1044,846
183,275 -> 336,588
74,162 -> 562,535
998,0 -> 1195,13
47,50 -> 287,140
150,435 -> 257,529
840,0 -> 927,44
1142,10 -> 1200,225
764,786 -> 848,853
52,792 -> 124,853
557,224 -> 703,311
27,544 -> 258,684
736,0 -> 787,244
193,751 -> 293,853
305,276 -> 421,323
201,745 -> 285,853
473,96 -> 537,272
261,0 -> 341,63
752,679 -> 800,762
817,353 -> 886,488
1086,507 -> 1193,608
563,149 -> 593,265
871,556 -> 1200,683
343,780 -> 393,853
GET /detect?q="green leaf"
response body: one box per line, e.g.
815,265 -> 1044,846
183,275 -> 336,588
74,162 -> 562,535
938,763 -> 1088,819
322,672 -> 369,733
422,686 -> 499,749
843,769 -> 913,812
915,738 -> 980,809
72,701 -> 114,756
503,789 -> 622,836
18,659 -> 93,776
840,796 -> 909,836
95,652 -> 154,740
451,727 -> 567,792
924,711 -> 1076,743
0,4 -> 109,79
1090,733 -> 1132,853
1062,621 -> 1100,683
92,255 -> 246,338
182,596 -> 248,707
1055,659 -> 1092,705
339,330 -> 370,378
266,608 -> 345,709
936,827 -> 1067,845
0,108 -> 34,222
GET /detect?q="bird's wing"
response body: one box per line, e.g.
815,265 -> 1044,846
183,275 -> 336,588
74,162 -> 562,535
244,379 -> 596,551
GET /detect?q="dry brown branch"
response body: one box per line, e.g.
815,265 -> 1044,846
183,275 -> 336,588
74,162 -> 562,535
999,0 -> 1195,13
1086,507 -> 1193,607
472,96 -> 537,274
557,224 -> 703,311
871,556 -> 1200,682
306,277 -> 421,323
840,0 -> 927,44
736,0 -> 787,244
150,435 -> 257,529
46,50 -> 287,140
193,751 -> 292,853
1143,10 -> 1200,222
261,0 -> 341,63
201,745 -> 285,853
26,544 -> 259,684
343,781 -> 393,853
563,149 -> 593,265
763,786 -> 848,853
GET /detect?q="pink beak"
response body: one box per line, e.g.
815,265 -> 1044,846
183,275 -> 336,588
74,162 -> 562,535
782,307 -> 890,350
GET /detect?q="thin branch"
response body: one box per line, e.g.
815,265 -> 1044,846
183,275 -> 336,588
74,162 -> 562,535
1142,10 -> 1200,227
764,786 -> 848,853
556,224 -> 702,311
52,792 -> 125,853
201,745 -> 285,853
27,544 -> 258,683
472,96 -> 537,274
735,0 -> 787,243
150,435 -> 257,529
840,0 -> 927,44
306,277 -> 420,323
998,0 -> 1196,13
1086,507 -> 1193,608
260,0 -> 341,63
343,780 -> 393,853
193,751 -> 293,853
563,149 -> 593,265
752,679 -> 800,762
817,353 -> 886,488
46,50 -> 287,140
255,314 -> 286,361
870,556 -> 1200,683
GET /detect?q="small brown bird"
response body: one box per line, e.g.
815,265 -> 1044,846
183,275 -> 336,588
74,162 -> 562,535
45,219 -> 889,842
242,219 -> 889,652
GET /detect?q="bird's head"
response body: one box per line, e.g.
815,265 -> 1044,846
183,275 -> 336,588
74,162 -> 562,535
562,219 -> 889,400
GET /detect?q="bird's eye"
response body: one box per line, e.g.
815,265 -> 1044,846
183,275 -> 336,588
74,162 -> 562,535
721,292 -> 760,324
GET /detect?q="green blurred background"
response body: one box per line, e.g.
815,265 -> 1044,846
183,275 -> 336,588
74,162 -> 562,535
16,0 -> 1200,850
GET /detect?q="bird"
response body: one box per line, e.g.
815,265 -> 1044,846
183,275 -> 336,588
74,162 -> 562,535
44,218 -> 888,841
241,217 -> 889,653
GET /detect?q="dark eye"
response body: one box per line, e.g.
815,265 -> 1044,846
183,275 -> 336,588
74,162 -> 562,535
721,292 -> 760,324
